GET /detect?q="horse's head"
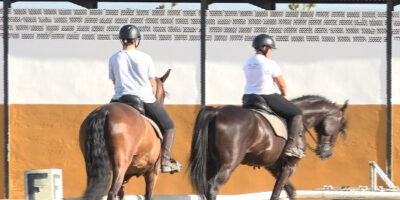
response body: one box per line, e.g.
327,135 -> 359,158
314,99 -> 348,160
293,96 -> 349,160
155,69 -> 171,104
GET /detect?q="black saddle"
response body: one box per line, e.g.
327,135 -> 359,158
242,94 -> 274,114
112,95 -> 145,115
242,94 -> 287,125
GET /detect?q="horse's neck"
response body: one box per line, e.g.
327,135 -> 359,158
155,89 -> 164,103
301,106 -> 331,129
294,97 -> 338,130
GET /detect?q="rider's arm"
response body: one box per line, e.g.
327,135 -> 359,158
274,75 -> 287,97
149,77 -> 157,95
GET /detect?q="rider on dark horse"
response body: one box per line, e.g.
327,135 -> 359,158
109,25 -> 181,173
242,34 -> 306,158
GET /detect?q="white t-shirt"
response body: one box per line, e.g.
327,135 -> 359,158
243,54 -> 282,95
109,49 -> 156,103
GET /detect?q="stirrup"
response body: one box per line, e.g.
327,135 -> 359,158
284,147 -> 306,158
161,159 -> 182,174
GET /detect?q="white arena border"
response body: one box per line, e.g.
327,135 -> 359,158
66,190 -> 400,200
65,162 -> 400,200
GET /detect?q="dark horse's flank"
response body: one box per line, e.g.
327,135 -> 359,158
79,69 -> 171,200
190,96 -> 348,200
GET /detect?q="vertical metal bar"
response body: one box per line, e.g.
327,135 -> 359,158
386,0 -> 393,180
372,168 -> 377,191
369,162 -> 377,191
3,0 -> 10,199
200,0 -> 207,107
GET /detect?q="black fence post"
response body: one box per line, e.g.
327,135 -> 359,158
386,0 -> 393,180
200,0 -> 208,107
3,0 -> 10,198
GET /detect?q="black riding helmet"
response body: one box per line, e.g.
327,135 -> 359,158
252,34 -> 276,50
119,25 -> 141,39
119,25 -> 141,46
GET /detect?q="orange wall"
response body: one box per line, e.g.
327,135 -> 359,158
393,106 -> 400,184
2,104 -> 399,199
0,106 -> 4,199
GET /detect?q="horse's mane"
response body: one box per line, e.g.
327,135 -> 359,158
291,95 -> 337,106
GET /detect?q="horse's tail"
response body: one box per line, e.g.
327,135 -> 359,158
82,106 -> 110,200
189,106 -> 217,198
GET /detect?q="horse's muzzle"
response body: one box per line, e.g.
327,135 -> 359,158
316,143 -> 333,160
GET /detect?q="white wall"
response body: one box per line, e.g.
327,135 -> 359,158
206,42 -> 391,105
4,9 -> 400,105
9,40 -> 200,104
0,31 -> 4,104
393,41 -> 400,104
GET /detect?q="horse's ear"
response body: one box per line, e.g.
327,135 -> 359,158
160,69 -> 171,83
341,99 -> 349,113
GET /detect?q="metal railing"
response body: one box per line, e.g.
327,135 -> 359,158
369,161 -> 398,191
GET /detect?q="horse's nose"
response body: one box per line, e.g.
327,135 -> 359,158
317,144 -> 332,160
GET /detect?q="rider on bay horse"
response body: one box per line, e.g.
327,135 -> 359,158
109,25 -> 181,173
242,34 -> 306,158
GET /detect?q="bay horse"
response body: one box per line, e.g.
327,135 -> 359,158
79,69 -> 171,200
190,95 -> 348,200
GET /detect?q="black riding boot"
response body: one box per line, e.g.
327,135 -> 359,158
284,115 -> 306,158
161,129 -> 182,173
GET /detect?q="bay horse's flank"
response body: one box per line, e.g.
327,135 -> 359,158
190,95 -> 348,200
79,69 -> 171,200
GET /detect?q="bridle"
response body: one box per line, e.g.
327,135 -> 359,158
305,127 -> 318,153
305,112 -> 343,153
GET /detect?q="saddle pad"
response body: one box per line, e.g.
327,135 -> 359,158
143,115 -> 163,141
252,110 -> 288,140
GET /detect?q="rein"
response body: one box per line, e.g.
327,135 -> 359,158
304,125 -> 318,153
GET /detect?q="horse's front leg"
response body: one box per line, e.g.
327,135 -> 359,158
284,181 -> 296,200
270,157 -> 299,200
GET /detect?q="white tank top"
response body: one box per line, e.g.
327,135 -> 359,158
109,49 -> 156,103
243,54 -> 282,95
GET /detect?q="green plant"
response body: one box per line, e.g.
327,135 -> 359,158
156,3 -> 178,9
156,4 -> 166,9
289,3 -> 316,11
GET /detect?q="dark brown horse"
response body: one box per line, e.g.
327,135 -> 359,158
190,95 -> 348,200
79,69 -> 171,200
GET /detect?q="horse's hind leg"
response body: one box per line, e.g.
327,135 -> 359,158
206,162 -> 240,200
108,165 -> 129,200
144,167 -> 159,200
117,174 -> 134,200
